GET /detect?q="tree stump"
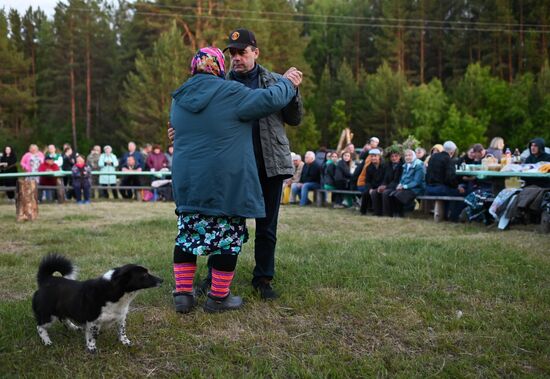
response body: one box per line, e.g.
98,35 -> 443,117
16,179 -> 39,222
56,178 -> 65,204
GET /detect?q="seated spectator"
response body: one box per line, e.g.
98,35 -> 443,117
0,146 -> 18,201
282,153 -> 303,204
315,147 -> 328,167
120,141 -> 144,169
371,148 -> 403,216
98,145 -> 119,199
72,155 -> 92,204
46,144 -> 63,167
459,144 -> 491,193
62,146 -> 76,200
291,151 -> 321,206
322,151 -> 338,191
342,143 -> 357,162
141,143 -> 153,169
354,145 -> 374,192
165,145 -> 174,170
458,143 -> 486,166
321,151 -> 338,205
87,145 -> 101,199
424,144 -> 443,167
20,144 -> 44,181
486,137 -> 504,161
425,141 -> 466,222
369,137 -> 380,149
146,144 -> 169,172
524,138 -> 550,188
38,154 -> 60,202
389,149 -> 426,217
415,147 -> 426,161
334,151 -> 353,207
359,149 -> 385,215
120,156 -> 142,199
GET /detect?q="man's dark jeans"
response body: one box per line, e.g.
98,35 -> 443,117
252,170 -> 284,283
426,184 -> 465,221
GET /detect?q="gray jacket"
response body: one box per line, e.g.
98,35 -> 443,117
229,64 -> 303,178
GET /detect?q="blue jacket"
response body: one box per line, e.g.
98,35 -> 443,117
170,74 -> 295,218
399,159 -> 425,195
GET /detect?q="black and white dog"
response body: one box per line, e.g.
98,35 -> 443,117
32,254 -> 163,353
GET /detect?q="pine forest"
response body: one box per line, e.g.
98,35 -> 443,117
1,0 -> 550,154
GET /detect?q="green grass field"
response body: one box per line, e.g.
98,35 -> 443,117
0,201 -> 549,378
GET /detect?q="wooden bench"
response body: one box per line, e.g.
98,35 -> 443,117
315,189 -> 362,207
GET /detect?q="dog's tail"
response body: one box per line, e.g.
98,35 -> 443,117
37,254 -> 77,286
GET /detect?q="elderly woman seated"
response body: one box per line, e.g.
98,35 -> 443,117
388,149 -> 426,217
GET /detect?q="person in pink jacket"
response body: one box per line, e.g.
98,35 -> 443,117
20,144 -> 45,181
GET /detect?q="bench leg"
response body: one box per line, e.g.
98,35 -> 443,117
433,200 -> 445,222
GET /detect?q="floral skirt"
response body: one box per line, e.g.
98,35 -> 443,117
175,213 -> 248,256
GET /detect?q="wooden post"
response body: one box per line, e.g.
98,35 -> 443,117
433,200 -> 445,222
56,178 -> 65,204
16,178 -> 39,222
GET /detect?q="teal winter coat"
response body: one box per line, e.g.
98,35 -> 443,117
170,74 -> 295,218
399,159 -> 426,195
98,153 -> 119,185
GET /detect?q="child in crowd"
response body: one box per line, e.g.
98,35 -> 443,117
72,155 -> 92,204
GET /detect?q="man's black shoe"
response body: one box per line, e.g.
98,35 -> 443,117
253,280 -> 278,300
203,293 -> 243,313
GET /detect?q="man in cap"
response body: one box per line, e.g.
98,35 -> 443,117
425,141 -> 466,221
168,28 -> 303,300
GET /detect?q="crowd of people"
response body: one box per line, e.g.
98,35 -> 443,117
0,141 -> 174,204
2,136 -> 549,216
282,136 -> 550,222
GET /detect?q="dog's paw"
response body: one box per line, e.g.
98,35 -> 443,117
86,346 -> 97,354
42,340 -> 53,346
120,337 -> 132,347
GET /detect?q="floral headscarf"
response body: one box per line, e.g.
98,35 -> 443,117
190,47 -> 225,79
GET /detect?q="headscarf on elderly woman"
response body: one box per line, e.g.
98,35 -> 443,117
169,47 -> 296,313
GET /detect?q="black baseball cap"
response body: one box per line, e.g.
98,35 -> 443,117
223,28 -> 257,52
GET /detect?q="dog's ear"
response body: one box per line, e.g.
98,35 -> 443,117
110,265 -> 129,283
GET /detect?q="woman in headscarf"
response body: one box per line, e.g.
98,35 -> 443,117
389,149 -> 426,217
170,47 -> 296,313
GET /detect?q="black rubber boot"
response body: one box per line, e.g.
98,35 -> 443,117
203,293 -> 243,313
173,291 -> 197,314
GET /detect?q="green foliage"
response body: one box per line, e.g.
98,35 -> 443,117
1,0 -> 550,154
364,62 -> 408,145
286,112 -> 320,155
0,10 -> 35,146
398,79 -> 448,148
328,99 -> 349,147
401,135 -> 421,151
122,23 -> 192,145
439,105 -> 488,151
